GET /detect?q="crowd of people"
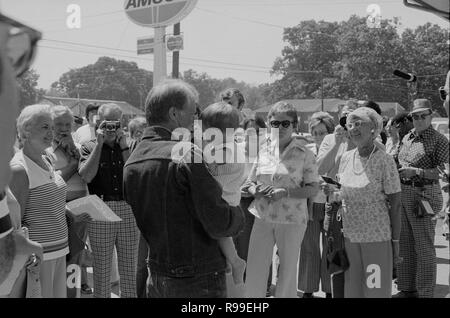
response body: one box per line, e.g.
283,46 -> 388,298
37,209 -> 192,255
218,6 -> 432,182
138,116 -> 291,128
1,10 -> 449,299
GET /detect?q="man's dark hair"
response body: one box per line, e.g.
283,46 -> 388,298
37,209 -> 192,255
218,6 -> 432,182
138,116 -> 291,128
362,100 -> 382,115
85,104 -> 100,122
145,79 -> 198,125
220,88 -> 245,109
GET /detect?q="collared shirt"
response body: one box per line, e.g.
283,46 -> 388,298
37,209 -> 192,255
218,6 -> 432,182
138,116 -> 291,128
247,138 -> 320,225
398,126 -> 449,182
79,140 -> 125,198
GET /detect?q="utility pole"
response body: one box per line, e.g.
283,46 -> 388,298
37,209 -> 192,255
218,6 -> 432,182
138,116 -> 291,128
172,23 -> 180,79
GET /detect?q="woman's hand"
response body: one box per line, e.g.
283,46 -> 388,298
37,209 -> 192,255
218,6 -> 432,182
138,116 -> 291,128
392,241 -> 403,266
267,188 -> 288,202
398,167 -> 419,179
322,183 -> 337,197
249,184 -> 274,199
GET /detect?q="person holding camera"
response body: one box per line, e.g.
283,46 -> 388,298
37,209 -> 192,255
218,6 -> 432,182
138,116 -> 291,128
79,103 -> 139,298
394,99 -> 449,298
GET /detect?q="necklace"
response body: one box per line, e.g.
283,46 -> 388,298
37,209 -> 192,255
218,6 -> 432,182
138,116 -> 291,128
352,145 -> 376,175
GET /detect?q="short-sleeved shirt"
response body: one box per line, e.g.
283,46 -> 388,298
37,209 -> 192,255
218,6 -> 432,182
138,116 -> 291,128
338,148 -> 401,243
398,126 -> 449,183
79,140 -> 125,198
247,138 -> 320,225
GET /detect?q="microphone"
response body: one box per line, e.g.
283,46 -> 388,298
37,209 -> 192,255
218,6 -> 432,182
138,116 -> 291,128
393,69 -> 417,82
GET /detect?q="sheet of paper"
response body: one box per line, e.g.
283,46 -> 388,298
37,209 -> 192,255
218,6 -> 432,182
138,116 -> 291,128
66,195 -> 122,222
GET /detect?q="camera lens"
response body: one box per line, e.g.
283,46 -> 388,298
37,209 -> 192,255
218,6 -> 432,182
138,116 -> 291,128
339,116 -> 347,130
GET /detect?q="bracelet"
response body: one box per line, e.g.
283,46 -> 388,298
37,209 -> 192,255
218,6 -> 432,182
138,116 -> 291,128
391,239 -> 400,243
121,147 -> 130,152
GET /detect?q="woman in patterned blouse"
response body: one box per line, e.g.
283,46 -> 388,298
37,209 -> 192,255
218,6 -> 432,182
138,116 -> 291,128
243,102 -> 320,298
326,107 -> 402,298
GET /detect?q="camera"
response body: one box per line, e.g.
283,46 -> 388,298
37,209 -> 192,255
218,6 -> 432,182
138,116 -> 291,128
98,120 -> 121,132
339,115 -> 347,130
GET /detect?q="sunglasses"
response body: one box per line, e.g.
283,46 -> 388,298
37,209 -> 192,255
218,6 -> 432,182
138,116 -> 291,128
269,120 -> 294,128
0,13 -> 41,81
411,112 -> 431,121
438,87 -> 448,101
345,120 -> 366,130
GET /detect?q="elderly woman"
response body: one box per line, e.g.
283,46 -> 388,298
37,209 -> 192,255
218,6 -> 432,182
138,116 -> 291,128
9,104 -> 69,298
244,102 -> 320,298
298,112 -> 335,298
47,106 -> 92,297
128,116 -> 147,153
326,107 -> 402,298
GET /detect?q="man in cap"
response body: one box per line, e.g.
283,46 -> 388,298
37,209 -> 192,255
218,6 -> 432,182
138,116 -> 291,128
394,99 -> 449,298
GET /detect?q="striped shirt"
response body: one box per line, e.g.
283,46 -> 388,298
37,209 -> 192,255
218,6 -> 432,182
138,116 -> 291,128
10,151 -> 69,261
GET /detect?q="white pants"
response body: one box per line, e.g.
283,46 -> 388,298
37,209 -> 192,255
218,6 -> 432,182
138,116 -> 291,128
245,218 -> 306,298
40,255 -> 67,298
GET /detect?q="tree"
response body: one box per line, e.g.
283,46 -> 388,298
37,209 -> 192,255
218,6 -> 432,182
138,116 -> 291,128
17,69 -> 44,108
264,16 -> 449,113
51,57 -> 153,110
182,69 -> 267,110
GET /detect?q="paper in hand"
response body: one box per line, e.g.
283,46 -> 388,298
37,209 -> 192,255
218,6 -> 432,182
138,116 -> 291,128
66,195 -> 122,222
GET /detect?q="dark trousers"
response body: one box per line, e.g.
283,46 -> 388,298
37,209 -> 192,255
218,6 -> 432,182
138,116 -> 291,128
331,273 -> 345,298
235,197 -> 272,291
136,233 -> 149,298
147,270 -> 227,298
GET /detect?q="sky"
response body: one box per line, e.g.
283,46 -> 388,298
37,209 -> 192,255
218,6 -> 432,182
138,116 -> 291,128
1,0 -> 449,90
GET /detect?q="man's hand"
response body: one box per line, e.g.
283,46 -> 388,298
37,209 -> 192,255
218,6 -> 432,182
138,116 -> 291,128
96,124 -> 105,146
398,167 -> 419,179
115,128 -> 128,149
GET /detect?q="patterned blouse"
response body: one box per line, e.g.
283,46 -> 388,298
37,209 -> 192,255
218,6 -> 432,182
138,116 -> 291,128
246,138 -> 320,225
338,148 -> 401,243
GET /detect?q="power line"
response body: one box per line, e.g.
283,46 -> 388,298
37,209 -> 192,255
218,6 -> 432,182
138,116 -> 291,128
41,38 -> 272,70
38,45 -> 272,74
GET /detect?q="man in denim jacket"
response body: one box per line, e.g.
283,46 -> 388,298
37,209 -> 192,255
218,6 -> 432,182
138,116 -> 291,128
123,79 -> 244,298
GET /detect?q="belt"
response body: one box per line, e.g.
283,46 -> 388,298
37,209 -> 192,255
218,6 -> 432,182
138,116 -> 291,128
99,194 -> 123,201
400,179 -> 438,187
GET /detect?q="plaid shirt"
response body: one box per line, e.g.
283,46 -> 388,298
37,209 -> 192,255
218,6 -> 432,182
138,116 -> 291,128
398,126 -> 449,183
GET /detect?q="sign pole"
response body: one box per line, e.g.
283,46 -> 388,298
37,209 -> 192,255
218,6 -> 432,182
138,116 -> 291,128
172,23 -> 181,79
153,26 -> 167,85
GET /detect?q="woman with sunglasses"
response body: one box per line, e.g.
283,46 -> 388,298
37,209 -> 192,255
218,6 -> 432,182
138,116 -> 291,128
325,107 -> 402,298
394,99 -> 449,298
244,101 -> 320,298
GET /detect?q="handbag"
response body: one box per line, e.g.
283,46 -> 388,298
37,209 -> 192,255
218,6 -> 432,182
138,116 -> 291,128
325,201 -> 349,275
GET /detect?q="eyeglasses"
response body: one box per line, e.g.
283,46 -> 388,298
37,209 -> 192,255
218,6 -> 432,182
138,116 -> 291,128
312,130 -> 328,137
411,112 -> 431,121
438,86 -> 448,101
270,120 -> 294,128
0,13 -> 41,80
345,120 -> 365,130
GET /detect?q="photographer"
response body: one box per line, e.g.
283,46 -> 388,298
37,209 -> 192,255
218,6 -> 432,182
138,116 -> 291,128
79,103 -> 139,298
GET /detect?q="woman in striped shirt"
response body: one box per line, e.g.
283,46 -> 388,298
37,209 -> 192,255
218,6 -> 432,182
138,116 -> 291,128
9,104 -> 69,298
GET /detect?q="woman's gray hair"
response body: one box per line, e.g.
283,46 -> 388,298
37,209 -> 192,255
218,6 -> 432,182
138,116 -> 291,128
98,103 -> 123,119
348,106 -> 383,139
17,104 -> 52,140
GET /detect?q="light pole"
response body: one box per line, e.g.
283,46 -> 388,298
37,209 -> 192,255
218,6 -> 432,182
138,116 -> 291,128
288,70 -> 324,111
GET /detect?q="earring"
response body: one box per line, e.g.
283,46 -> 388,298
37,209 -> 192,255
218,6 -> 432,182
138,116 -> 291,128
371,130 -> 375,133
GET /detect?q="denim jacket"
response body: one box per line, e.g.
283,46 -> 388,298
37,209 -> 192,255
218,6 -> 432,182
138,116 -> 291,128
123,126 -> 244,277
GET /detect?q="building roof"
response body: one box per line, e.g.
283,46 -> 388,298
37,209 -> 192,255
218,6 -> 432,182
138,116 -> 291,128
40,96 -> 144,117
